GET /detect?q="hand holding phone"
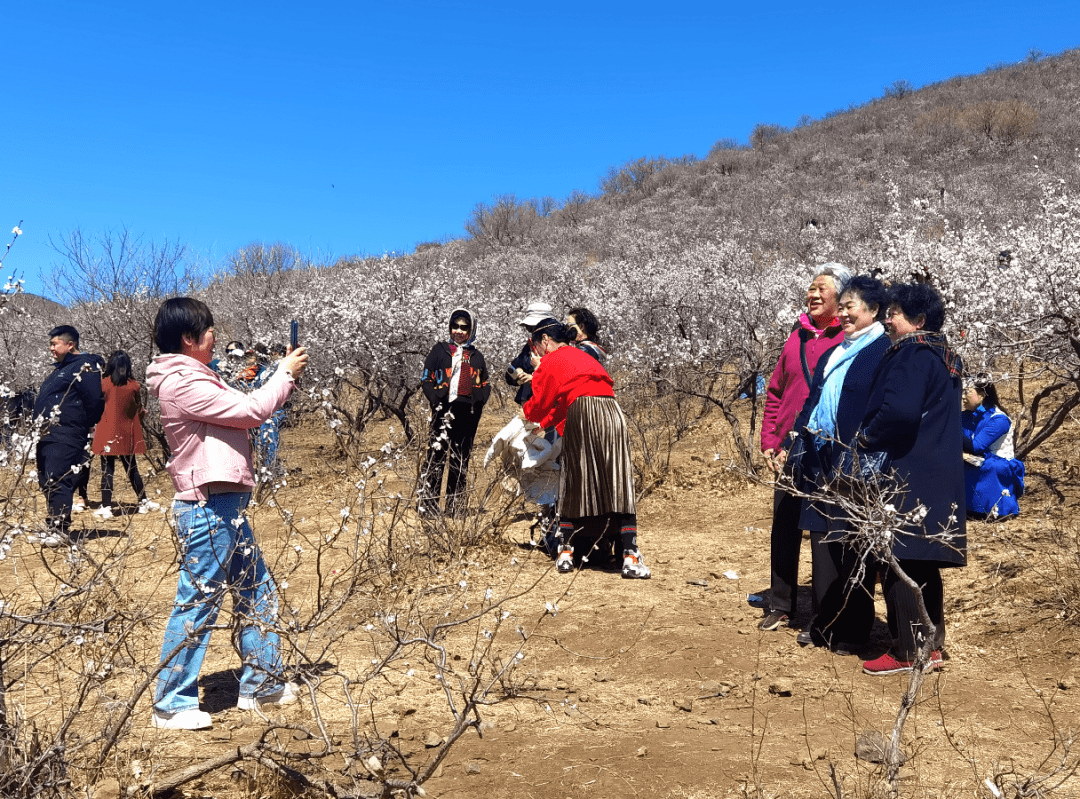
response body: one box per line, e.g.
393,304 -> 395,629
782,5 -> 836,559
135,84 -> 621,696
281,346 -> 308,381
284,320 -> 306,383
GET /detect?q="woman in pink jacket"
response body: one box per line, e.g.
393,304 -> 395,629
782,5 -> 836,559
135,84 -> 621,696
146,298 -> 308,730
757,264 -> 848,632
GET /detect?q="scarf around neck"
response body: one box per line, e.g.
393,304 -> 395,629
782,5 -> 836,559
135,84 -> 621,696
808,321 -> 885,441
798,311 -> 841,338
888,330 -> 963,378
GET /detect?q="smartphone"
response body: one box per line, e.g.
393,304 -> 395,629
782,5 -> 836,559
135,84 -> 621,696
289,319 -> 299,349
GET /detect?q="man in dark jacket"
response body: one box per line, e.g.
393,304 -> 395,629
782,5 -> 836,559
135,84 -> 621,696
30,325 -> 105,546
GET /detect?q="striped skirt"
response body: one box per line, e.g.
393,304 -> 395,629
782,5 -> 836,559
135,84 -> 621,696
558,395 -> 637,518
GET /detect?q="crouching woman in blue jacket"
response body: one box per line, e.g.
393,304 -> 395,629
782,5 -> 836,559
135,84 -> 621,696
962,375 -> 1024,519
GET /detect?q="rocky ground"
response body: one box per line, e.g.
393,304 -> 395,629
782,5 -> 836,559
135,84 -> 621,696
9,410 -> 1080,799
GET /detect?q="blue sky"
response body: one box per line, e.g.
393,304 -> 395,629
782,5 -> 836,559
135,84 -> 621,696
5,1 -> 1078,301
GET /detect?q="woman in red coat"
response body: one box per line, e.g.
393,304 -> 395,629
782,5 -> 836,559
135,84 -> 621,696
92,350 -> 155,516
523,322 -> 650,579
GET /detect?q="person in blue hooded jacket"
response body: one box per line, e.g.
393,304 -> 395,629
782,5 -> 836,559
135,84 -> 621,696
419,308 -> 491,516
961,375 -> 1024,519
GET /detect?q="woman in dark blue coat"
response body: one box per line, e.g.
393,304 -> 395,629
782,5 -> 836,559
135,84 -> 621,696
858,283 -> 966,675
788,276 -> 891,651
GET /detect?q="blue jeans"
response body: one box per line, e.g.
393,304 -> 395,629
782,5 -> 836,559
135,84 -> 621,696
154,492 -> 285,713
256,410 -> 284,472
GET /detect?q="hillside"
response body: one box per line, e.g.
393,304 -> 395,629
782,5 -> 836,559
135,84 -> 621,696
452,49 -> 1080,265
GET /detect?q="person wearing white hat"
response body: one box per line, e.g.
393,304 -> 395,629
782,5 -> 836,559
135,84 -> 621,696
506,301 -> 558,406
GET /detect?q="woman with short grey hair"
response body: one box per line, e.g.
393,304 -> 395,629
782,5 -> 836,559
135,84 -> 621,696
757,262 -> 850,631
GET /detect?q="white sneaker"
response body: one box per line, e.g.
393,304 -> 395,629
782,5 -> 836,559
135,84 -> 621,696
71,499 -> 86,514
555,546 -> 575,573
237,681 -> 300,710
93,506 -> 113,519
152,708 -> 213,730
621,549 -> 652,580
27,531 -> 72,548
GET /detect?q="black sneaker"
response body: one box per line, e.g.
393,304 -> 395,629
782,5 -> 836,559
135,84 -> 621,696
798,629 -> 859,656
758,610 -> 789,631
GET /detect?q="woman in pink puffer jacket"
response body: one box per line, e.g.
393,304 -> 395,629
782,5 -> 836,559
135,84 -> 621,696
146,297 -> 308,731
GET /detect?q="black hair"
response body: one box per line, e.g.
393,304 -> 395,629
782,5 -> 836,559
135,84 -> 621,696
154,297 -> 215,354
48,325 -> 80,349
566,307 -> 601,341
971,373 -> 1005,414
530,321 -> 574,347
449,311 -> 471,331
840,276 -> 889,322
524,316 -> 558,334
888,282 -> 946,332
104,350 -> 134,387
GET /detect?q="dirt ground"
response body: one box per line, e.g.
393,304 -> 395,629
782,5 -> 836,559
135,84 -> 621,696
11,408 -> 1080,799
424,469 -> 1080,799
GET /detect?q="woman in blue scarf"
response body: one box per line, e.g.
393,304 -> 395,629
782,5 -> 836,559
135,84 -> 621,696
786,275 -> 890,652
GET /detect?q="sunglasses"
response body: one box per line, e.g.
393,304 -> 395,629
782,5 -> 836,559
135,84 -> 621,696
451,322 -> 470,331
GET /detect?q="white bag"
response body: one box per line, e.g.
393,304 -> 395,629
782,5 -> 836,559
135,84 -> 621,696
484,417 -> 562,505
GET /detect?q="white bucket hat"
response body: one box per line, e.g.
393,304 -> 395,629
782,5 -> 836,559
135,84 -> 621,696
518,301 -> 555,327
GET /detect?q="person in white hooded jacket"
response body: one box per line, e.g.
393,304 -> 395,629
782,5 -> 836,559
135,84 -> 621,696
146,297 -> 308,730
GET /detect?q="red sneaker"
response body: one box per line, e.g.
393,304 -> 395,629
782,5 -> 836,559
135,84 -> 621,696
863,651 -> 943,675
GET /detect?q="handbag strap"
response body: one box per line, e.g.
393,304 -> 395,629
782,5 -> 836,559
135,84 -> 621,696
798,332 -> 813,387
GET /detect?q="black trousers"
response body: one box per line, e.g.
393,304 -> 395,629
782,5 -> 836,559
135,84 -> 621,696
882,559 -> 945,659
768,488 -> 806,615
558,513 -> 637,566
420,400 -> 482,514
808,533 -> 876,648
75,449 -> 92,501
100,455 -> 146,507
36,441 -> 85,533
